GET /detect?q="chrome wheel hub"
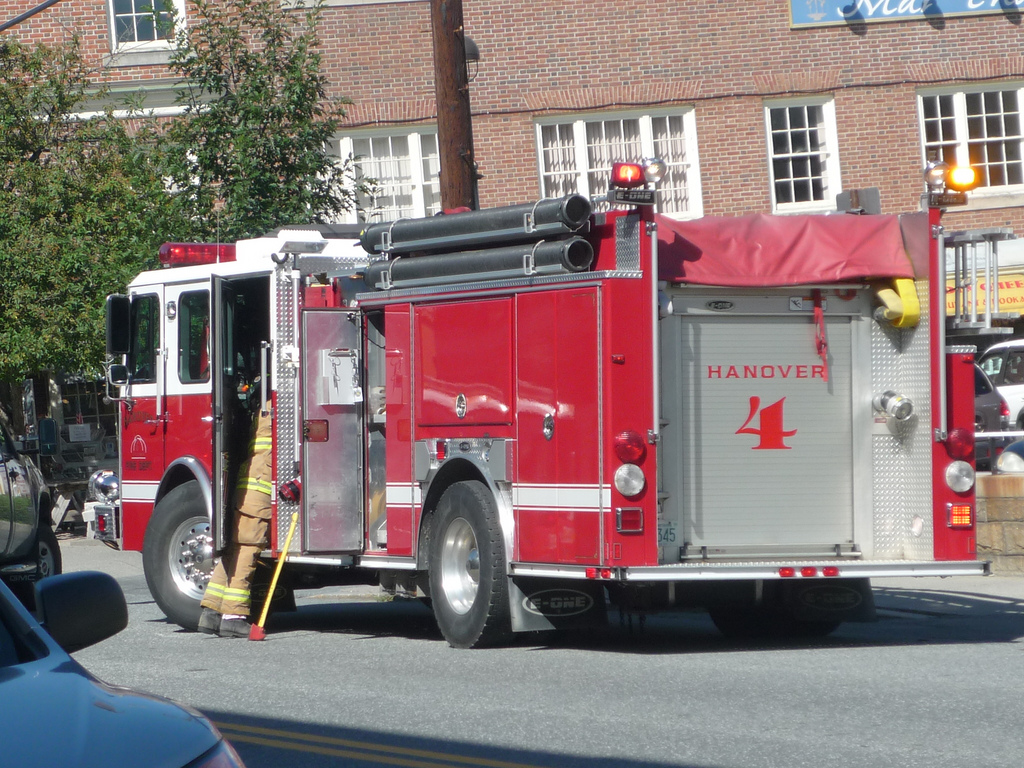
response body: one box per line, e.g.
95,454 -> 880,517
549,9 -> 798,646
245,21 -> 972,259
168,516 -> 214,600
439,517 -> 479,615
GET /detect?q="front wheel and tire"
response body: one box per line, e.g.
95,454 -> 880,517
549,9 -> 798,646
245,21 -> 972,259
142,481 -> 213,630
428,481 -> 511,648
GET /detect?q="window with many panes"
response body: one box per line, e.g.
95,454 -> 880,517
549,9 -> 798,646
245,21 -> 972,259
109,0 -> 184,50
333,130 -> 441,223
535,111 -> 702,218
920,88 -> 1024,193
765,99 -> 841,213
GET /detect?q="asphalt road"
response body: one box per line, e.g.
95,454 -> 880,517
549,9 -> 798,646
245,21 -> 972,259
63,535 -> 1024,768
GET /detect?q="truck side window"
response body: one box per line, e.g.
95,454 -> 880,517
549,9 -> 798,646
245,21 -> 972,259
128,294 -> 159,384
178,291 -> 211,384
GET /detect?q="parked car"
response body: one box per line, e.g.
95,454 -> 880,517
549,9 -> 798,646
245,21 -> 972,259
1,570 -> 246,767
978,339 -> 1024,429
0,417 -> 61,603
974,364 -> 1012,472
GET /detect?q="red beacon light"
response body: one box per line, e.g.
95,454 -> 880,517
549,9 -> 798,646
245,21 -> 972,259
611,162 -> 646,189
159,242 -> 236,267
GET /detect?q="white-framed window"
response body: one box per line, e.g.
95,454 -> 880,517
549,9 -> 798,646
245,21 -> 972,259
919,86 -> 1024,197
334,129 -> 441,223
765,98 -> 841,213
534,110 -> 703,219
109,0 -> 185,52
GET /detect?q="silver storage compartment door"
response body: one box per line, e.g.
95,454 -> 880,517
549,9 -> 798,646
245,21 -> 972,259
301,309 -> 364,553
663,299 -> 858,558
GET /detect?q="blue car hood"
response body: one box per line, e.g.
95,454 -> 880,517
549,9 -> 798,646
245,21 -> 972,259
1,653 -> 220,768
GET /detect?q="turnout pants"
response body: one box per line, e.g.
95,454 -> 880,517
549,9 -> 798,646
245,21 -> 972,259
201,409 -> 273,616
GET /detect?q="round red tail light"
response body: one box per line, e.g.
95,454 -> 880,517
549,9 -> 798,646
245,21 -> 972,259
613,431 -> 647,463
946,428 -> 974,460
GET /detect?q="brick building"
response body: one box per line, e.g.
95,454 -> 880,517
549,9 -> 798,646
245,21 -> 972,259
3,0 -> 1024,236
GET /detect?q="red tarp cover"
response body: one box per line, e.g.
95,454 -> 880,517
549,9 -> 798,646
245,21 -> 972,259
657,213 -> 917,287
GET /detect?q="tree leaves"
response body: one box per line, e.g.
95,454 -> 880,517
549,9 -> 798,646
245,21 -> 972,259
0,0 -> 359,387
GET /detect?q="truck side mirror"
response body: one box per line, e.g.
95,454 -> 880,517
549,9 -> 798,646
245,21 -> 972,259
106,294 -> 131,355
38,418 -> 59,457
107,364 -> 129,387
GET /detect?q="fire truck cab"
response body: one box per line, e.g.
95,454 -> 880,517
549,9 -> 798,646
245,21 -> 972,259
97,161 -> 988,647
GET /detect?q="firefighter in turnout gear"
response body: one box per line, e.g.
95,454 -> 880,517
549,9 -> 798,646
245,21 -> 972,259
198,404 -> 273,638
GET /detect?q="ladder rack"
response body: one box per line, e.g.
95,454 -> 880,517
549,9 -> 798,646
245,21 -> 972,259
945,227 -> 1017,338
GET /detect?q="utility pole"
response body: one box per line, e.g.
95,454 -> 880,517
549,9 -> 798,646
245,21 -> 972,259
429,0 -> 478,210
1,0 -> 63,32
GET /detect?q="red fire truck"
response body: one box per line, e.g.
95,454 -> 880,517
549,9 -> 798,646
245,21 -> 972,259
95,160 -> 988,647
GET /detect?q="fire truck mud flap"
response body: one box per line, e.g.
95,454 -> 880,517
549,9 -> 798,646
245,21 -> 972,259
508,577 -> 607,633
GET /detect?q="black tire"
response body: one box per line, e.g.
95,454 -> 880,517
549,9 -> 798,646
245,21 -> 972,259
7,524 -> 63,610
142,481 -> 213,630
428,481 -> 511,648
35,523 -> 62,580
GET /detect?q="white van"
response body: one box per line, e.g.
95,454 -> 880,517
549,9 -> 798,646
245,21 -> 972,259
978,339 -> 1024,429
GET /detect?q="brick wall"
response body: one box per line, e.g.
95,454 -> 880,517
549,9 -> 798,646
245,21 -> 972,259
976,474 -> 1024,574
4,0 -> 1024,224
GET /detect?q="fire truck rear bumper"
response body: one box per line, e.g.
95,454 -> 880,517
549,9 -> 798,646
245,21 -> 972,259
511,559 -> 992,582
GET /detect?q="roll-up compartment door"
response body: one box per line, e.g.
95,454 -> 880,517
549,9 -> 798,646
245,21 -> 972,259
662,300 -> 858,558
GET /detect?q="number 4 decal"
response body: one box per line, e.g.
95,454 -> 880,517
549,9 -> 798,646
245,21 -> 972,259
736,396 -> 797,449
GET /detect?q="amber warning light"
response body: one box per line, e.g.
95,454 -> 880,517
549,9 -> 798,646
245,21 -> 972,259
159,243 -> 237,267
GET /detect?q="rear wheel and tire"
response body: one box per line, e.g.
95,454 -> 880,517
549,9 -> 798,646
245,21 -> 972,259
428,481 -> 511,648
142,481 -> 213,630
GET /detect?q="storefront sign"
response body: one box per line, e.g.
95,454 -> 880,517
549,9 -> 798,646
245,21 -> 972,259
946,271 -> 1024,316
791,0 -> 1024,28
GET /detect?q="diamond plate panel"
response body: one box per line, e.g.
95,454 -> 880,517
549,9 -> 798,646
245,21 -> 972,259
615,214 -> 641,272
276,267 -> 300,548
871,277 -> 933,560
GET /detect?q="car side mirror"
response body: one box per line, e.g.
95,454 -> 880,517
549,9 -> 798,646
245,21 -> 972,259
37,418 -> 58,457
35,571 -> 128,653
106,294 -> 131,356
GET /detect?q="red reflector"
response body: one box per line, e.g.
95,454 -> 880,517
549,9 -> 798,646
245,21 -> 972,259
600,568 -> 613,579
436,441 -> 447,461
779,567 -> 796,578
945,428 -> 974,460
585,567 -> 598,579
611,162 -> 645,189
614,431 -> 647,463
823,566 -> 840,577
948,503 -> 973,528
96,514 -> 107,533
800,567 -> 818,578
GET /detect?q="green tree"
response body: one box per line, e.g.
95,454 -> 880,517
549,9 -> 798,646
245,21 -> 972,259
162,0 -> 358,241
0,36 -> 181,386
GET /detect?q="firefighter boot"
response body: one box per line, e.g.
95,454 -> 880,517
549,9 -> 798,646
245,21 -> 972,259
218,615 -> 252,638
198,608 -> 221,635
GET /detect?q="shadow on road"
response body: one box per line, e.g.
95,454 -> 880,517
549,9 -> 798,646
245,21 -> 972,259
252,582 -> 1024,655
204,708 -> 708,768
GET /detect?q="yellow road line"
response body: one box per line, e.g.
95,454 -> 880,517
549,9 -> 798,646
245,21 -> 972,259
214,722 -> 546,768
